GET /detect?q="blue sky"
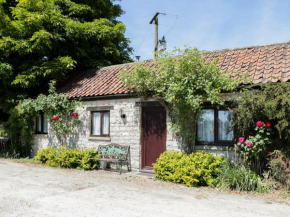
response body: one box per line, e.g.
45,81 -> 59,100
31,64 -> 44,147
118,0 -> 290,60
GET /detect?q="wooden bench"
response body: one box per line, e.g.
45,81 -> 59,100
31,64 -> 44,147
93,143 -> 131,174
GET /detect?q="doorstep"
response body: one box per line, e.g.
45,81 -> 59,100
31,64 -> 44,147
140,166 -> 154,174
134,172 -> 155,178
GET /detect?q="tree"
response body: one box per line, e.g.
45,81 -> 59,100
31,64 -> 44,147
0,0 -> 132,112
120,48 -> 243,152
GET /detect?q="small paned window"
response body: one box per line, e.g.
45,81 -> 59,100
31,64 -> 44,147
197,108 -> 233,144
218,110 -> 233,141
36,114 -> 48,134
91,111 -> 110,137
197,109 -> 215,142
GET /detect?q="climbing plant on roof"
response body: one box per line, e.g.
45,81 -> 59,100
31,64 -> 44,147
120,48 -> 246,152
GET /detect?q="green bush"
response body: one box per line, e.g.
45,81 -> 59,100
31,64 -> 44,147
0,124 -> 8,137
35,146 -> 55,163
216,161 -> 269,193
34,146 -> 100,170
234,83 -> 290,152
268,151 -> 290,189
153,151 -> 225,187
79,149 -> 101,170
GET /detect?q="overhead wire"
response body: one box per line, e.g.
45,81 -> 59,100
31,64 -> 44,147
164,15 -> 178,37
132,13 -> 183,59
133,25 -> 153,58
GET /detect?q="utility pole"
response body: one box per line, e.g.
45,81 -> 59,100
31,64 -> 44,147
150,12 -> 160,59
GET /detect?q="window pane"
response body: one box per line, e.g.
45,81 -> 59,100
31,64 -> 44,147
93,112 -> 101,135
198,109 -> 214,142
218,110 -> 233,141
102,113 -> 109,135
37,116 -> 42,132
43,114 -> 48,133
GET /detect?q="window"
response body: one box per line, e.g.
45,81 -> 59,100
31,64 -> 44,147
197,108 -> 233,144
36,114 -> 48,134
91,111 -> 110,137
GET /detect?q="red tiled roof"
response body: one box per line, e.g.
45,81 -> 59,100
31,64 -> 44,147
58,61 -> 155,98
59,42 -> 290,98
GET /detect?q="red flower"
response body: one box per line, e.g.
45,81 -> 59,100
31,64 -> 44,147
256,121 -> 263,127
71,113 -> 79,118
51,116 -> 60,121
265,122 -> 271,127
246,141 -> 252,147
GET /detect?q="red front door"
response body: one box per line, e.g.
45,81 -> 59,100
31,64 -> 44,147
141,107 -> 166,171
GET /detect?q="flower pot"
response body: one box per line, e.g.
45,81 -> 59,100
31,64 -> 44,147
99,161 -> 107,170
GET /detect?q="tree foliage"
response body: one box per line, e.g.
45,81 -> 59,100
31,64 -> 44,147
120,48 -> 242,152
0,0 -> 132,112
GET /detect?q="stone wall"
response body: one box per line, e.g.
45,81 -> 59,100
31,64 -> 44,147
32,97 -> 182,169
32,97 -> 236,169
195,145 -> 240,161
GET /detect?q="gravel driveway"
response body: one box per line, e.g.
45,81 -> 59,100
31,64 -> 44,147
0,159 -> 289,217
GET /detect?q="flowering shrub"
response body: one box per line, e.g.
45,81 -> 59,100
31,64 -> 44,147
233,83 -> 290,152
40,81 -> 81,145
237,121 -> 273,160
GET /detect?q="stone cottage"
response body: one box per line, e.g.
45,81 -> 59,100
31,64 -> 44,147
32,42 -> 290,172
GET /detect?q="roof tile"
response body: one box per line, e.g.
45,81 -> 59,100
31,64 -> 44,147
59,42 -> 290,98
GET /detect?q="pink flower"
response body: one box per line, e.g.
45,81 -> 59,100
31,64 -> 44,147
266,122 -> 271,127
246,141 -> 252,147
256,121 -> 263,127
238,137 -> 245,143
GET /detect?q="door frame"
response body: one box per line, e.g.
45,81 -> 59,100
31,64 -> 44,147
140,106 -> 167,173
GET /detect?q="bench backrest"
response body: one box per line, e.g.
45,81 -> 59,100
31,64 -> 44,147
98,143 -> 130,160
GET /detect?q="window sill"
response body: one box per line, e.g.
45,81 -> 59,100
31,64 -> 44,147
0,137 -> 8,140
88,137 -> 111,141
195,145 -> 229,151
33,134 -> 48,138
